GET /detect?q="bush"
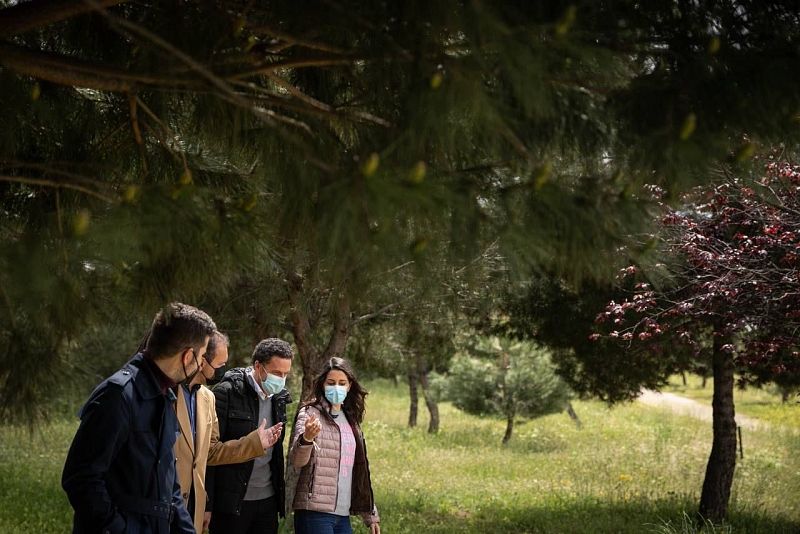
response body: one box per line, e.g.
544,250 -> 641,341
444,336 -> 571,441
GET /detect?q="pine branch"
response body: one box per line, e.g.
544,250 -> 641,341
128,94 -> 143,146
0,175 -> 115,202
0,161 -> 116,191
353,300 -> 406,325
263,72 -> 391,127
229,57 -> 363,80
87,2 -> 276,123
264,71 -> 334,113
0,0 -> 127,36
0,44 -> 200,92
135,97 -> 187,167
128,94 -> 148,174
247,23 -> 347,55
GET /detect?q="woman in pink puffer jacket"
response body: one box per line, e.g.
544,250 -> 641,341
288,357 -> 380,534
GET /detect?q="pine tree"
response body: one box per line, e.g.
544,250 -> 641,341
446,336 -> 571,444
1,0 -> 800,420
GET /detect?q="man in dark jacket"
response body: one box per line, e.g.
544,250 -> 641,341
208,338 -> 294,534
62,302 -> 216,534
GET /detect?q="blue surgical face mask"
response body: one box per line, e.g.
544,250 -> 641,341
262,373 -> 286,395
324,385 -> 348,405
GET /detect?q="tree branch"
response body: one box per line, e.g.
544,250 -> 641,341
352,300 -> 404,325
247,23 -> 347,55
0,44 -> 200,92
0,160 -> 116,191
0,175 -> 115,202
228,57 -> 363,80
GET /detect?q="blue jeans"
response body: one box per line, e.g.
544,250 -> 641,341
294,510 -> 353,534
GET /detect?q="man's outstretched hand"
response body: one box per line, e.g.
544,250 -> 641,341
256,419 -> 283,450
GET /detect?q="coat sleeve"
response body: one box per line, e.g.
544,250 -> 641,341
206,393 -> 264,467
288,406 -> 314,468
61,384 -> 130,533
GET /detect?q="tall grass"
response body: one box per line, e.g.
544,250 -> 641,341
0,379 -> 797,533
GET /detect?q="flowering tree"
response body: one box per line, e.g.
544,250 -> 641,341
594,159 -> 800,522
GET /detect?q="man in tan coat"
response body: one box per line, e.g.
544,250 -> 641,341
175,331 -> 284,532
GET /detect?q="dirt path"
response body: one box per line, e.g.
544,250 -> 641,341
638,390 -> 767,431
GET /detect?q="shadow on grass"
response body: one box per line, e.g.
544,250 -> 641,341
377,493 -> 800,534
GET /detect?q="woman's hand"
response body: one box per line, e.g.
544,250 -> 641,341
302,413 -> 321,442
369,523 -> 380,534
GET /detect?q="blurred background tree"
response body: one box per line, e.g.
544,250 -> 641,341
445,336 -> 571,444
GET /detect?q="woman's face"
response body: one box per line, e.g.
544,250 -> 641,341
325,369 -> 351,390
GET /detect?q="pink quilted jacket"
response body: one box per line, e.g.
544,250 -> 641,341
288,404 -> 380,527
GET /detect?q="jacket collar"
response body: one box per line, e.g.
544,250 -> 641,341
245,366 -> 269,400
129,353 -> 174,400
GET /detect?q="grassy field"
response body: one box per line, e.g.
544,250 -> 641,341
0,380 -> 798,533
664,374 -> 800,429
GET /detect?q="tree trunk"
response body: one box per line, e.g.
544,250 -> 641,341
286,272 -> 351,403
502,412 -> 514,445
500,348 -> 513,444
682,372 -> 687,386
698,336 -> 737,523
702,375 -> 708,388
419,370 -> 439,433
566,401 -> 582,429
407,371 -> 418,428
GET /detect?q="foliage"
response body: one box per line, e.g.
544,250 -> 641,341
446,337 -> 571,426
594,159 -> 800,385
494,276 -> 691,403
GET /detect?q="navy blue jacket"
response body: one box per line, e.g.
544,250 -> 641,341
62,353 -> 195,534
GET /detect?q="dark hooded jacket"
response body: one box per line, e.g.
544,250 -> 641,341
207,368 -> 291,517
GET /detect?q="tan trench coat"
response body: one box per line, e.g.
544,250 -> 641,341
175,385 -> 264,531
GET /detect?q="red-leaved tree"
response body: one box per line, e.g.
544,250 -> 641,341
594,158 -> 800,522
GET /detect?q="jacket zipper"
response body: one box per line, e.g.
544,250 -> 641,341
332,413 -> 341,509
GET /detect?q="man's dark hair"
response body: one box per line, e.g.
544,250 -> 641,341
252,338 -> 293,364
144,303 -> 216,360
205,331 -> 230,362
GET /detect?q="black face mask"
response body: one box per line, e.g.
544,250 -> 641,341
206,363 -> 227,386
181,349 -> 201,387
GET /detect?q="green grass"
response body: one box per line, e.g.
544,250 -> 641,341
0,421 -> 76,533
1,380 -> 798,533
664,374 -> 800,429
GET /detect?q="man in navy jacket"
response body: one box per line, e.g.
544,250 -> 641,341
62,302 -> 216,534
